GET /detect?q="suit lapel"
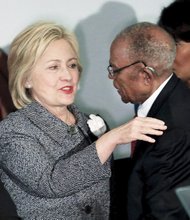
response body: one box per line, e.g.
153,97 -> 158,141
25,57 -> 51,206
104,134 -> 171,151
133,75 -> 180,157
147,74 -> 179,117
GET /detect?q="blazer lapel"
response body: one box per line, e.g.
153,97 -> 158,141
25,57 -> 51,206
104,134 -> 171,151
147,74 -> 179,117
21,101 -> 85,150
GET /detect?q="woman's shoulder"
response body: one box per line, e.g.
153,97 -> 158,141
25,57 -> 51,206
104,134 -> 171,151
0,106 -> 31,133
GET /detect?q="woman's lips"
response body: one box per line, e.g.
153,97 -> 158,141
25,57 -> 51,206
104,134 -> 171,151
59,86 -> 73,94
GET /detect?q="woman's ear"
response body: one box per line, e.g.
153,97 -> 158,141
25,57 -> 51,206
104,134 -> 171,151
25,80 -> 32,89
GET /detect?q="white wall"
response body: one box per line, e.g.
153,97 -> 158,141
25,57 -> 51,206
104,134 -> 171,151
0,0 -> 173,159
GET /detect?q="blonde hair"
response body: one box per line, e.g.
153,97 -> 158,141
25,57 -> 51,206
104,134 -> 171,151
8,21 -> 82,109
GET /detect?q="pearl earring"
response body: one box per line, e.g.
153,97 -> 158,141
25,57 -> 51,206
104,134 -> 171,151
77,83 -> 80,91
25,83 -> 31,88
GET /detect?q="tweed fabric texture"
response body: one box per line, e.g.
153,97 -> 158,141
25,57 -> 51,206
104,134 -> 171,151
0,101 -> 111,219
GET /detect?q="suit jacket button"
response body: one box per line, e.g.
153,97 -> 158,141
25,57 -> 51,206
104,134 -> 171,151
84,205 -> 92,214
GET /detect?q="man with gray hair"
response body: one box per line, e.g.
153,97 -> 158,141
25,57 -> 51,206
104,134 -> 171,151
108,22 -> 190,219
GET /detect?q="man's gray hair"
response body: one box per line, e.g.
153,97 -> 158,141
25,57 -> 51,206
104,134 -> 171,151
115,22 -> 176,71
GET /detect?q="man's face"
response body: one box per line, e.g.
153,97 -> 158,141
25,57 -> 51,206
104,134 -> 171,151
173,41 -> 190,87
108,39 -> 151,104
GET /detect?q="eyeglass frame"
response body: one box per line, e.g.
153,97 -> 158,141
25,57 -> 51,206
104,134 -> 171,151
107,60 -> 158,78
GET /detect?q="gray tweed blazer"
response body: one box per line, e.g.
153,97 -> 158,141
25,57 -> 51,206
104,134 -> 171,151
0,101 -> 111,220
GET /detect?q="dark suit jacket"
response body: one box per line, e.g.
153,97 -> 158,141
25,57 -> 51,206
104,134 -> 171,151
0,180 -> 21,219
128,74 -> 190,220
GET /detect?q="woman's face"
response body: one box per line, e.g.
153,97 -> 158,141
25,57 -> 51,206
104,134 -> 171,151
173,41 -> 190,87
27,39 -> 80,112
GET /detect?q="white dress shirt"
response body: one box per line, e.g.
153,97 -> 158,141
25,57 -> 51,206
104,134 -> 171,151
137,74 -> 173,117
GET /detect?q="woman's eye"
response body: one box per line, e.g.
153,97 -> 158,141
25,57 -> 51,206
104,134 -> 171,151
69,63 -> 78,69
175,40 -> 183,47
49,65 -> 59,70
175,41 -> 179,45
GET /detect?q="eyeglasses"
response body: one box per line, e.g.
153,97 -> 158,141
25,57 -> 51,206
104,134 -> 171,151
107,60 -> 158,78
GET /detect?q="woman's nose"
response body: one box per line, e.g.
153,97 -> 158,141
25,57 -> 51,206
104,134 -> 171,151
59,67 -> 72,81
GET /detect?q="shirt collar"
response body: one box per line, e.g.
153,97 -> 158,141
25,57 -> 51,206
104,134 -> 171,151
137,74 -> 173,117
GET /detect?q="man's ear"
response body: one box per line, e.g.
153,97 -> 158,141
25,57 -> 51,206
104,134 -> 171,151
142,66 -> 155,85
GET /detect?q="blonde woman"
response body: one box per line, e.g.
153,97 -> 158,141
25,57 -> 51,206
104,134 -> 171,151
0,21 -> 166,219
